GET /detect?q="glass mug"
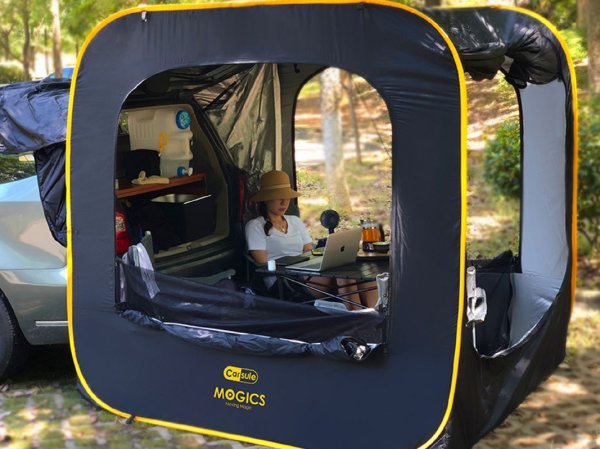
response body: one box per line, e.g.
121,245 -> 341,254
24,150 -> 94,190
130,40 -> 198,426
361,220 -> 382,251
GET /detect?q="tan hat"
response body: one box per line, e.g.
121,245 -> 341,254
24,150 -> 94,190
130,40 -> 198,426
249,170 -> 301,202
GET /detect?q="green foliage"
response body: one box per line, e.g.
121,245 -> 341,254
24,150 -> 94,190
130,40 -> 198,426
527,0 -> 576,29
483,98 -> 600,252
560,27 -> 588,62
495,77 -> 516,97
0,64 -> 24,83
62,0 -> 235,44
483,121 -> 521,200
578,96 -> 600,250
298,79 -> 320,98
0,156 -> 36,183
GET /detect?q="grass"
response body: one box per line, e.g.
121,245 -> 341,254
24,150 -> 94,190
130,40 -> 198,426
566,307 -> 600,361
0,156 -> 36,183
297,154 -> 392,240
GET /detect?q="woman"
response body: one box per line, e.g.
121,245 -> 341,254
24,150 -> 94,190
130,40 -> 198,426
245,170 -> 373,309
245,170 -> 311,267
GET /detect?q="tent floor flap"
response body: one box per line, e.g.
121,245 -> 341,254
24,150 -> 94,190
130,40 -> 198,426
118,261 -> 386,354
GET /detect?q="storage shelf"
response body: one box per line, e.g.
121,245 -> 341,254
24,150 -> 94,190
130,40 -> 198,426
116,173 -> 207,199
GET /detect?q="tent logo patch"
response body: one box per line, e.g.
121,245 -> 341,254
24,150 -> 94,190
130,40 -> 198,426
223,365 -> 258,384
213,387 -> 266,409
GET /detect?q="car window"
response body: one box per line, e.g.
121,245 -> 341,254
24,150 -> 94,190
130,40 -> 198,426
0,153 -> 36,184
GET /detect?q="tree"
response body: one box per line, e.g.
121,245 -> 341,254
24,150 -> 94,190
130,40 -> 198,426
0,0 -> 48,79
342,71 -> 362,165
320,68 -> 352,212
20,0 -> 32,80
50,0 -> 62,77
0,0 -> 18,61
590,0 -> 600,93
577,0 -> 588,31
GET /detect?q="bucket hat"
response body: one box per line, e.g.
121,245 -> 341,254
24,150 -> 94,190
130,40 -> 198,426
249,170 -> 301,202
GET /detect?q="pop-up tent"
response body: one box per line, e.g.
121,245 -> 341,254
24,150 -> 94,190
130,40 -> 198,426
66,2 -> 577,449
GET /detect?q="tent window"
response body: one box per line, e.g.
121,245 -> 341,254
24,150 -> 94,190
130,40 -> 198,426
465,76 -> 567,357
294,68 -> 392,244
110,63 -> 389,360
466,76 -> 521,263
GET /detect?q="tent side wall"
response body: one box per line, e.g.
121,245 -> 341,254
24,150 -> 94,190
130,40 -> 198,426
425,7 -> 577,448
67,3 -> 468,449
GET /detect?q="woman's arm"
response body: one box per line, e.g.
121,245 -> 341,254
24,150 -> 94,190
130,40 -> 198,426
246,219 -> 268,264
302,243 -> 313,253
249,250 -> 268,265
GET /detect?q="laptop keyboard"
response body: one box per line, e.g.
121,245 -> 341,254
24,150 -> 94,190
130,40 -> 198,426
294,262 -> 322,270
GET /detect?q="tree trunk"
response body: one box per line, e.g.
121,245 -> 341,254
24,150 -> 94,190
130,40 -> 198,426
50,0 -> 62,78
589,0 -> 600,94
320,68 -> 352,212
0,30 -> 12,61
44,28 -> 50,75
577,0 -> 588,31
21,0 -> 31,80
343,72 -> 362,165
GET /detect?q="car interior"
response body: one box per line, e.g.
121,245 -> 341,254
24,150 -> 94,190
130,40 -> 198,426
114,66 -> 252,281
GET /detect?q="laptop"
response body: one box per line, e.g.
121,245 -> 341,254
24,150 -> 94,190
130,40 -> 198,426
288,228 -> 362,272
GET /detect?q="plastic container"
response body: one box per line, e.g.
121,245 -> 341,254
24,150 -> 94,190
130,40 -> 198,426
128,108 -> 193,178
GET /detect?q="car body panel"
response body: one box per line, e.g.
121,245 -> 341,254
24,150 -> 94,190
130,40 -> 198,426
0,177 -> 66,269
0,267 -> 67,344
0,175 -> 67,344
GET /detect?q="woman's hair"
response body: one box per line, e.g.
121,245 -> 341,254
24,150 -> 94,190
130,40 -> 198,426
258,202 -> 273,236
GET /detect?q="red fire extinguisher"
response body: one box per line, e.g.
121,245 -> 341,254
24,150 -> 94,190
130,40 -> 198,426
115,207 -> 131,257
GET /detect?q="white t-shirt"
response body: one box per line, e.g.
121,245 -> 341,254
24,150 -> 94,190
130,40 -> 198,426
245,215 -> 313,261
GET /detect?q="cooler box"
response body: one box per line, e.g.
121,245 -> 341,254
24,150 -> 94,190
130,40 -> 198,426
151,194 -> 216,242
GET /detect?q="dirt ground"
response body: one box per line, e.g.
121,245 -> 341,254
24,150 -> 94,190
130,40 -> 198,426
0,289 -> 597,449
475,290 -> 600,449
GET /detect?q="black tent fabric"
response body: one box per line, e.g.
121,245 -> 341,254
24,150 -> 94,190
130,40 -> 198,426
119,261 -> 384,345
34,143 -> 67,245
426,8 -> 561,86
122,309 -> 381,361
65,3 -> 576,449
0,80 -> 69,153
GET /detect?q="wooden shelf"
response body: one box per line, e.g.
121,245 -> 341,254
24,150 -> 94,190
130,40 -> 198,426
116,173 -> 207,199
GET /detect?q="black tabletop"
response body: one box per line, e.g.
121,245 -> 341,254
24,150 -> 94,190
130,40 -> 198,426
257,259 -> 389,282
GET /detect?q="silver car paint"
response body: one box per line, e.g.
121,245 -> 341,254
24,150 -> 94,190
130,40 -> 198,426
0,176 -> 67,344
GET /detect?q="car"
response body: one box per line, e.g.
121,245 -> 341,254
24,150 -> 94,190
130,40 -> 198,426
43,66 -> 75,80
0,172 -> 67,378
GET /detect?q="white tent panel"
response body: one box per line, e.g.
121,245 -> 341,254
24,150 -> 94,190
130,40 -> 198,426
520,80 -> 568,279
